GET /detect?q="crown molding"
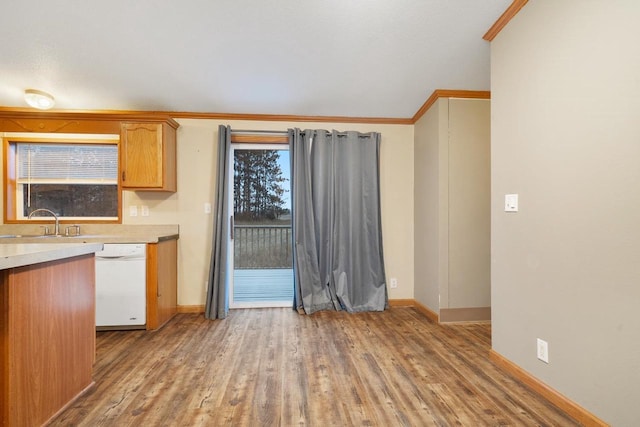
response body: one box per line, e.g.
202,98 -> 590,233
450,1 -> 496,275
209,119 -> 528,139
168,110 -> 413,125
0,107 -> 179,129
483,0 -> 529,41
1,88 -> 492,130
0,107 -> 411,126
411,90 -> 491,123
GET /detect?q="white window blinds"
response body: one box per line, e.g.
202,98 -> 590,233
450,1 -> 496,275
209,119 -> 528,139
17,143 -> 118,182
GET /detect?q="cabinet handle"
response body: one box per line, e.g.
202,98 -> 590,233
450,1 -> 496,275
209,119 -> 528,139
122,171 -> 126,181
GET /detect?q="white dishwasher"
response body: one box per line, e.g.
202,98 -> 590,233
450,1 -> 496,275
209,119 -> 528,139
95,243 -> 146,329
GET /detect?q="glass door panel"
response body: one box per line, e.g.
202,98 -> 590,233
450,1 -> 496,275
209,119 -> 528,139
229,144 -> 293,308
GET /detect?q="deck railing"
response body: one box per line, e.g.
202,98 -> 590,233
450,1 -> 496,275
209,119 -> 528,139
234,225 -> 292,269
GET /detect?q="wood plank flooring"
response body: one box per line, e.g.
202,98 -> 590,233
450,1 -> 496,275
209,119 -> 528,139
50,308 -> 578,426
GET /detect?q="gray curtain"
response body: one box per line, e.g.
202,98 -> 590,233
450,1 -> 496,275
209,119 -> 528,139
205,125 -> 231,319
289,129 -> 388,314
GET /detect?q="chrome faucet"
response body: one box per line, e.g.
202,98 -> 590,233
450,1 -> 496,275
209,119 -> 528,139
28,208 -> 60,236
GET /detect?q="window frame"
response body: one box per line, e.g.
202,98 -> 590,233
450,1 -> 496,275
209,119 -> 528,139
3,133 -> 122,224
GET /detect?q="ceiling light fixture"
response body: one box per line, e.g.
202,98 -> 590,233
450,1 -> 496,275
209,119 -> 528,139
24,89 -> 55,110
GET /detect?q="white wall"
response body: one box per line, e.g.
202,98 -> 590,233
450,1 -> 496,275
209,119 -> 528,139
491,1 -> 640,424
125,119 -> 415,306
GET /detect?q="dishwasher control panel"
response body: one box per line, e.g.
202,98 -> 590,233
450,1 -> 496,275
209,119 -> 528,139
96,243 -> 146,258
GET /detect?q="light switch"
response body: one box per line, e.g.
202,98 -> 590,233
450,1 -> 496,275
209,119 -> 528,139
204,203 -> 212,214
129,205 -> 138,217
141,205 -> 149,217
505,194 -> 518,212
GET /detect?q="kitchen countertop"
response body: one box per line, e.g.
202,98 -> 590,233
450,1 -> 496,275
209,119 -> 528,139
0,224 -> 179,244
0,242 -> 104,269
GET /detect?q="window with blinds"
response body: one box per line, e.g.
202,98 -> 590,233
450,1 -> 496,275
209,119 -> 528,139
17,143 -> 118,182
14,142 -> 119,220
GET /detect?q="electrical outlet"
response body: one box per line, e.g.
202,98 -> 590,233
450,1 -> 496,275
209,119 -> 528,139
390,278 -> 398,288
537,338 -> 549,363
141,205 -> 149,217
129,205 -> 138,217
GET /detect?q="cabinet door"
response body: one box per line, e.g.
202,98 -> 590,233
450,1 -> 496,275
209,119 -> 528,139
146,239 -> 178,330
121,122 -> 164,188
156,239 -> 178,326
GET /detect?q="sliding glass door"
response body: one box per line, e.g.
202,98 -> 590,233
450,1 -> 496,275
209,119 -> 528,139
228,144 -> 293,308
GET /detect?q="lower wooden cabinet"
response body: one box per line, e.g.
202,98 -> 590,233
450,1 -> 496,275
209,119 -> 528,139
146,239 -> 178,329
1,255 -> 96,426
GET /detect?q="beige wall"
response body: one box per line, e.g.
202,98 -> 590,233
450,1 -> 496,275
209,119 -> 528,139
414,99 -> 447,311
491,1 -> 640,424
414,98 -> 490,316
448,99 -> 491,308
125,119 -> 415,306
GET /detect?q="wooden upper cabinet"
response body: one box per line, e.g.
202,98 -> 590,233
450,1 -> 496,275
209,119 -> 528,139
120,121 -> 177,192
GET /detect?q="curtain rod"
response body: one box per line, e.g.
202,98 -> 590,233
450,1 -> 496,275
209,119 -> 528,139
230,129 -> 376,137
302,130 -> 377,137
231,129 -> 288,135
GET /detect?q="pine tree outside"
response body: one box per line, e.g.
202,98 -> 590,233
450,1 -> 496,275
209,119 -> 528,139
233,149 -> 292,270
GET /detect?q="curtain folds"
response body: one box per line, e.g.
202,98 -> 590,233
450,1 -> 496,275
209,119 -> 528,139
205,125 -> 231,320
289,129 -> 388,314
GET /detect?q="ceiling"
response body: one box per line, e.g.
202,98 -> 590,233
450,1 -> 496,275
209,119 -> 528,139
0,1 -> 510,119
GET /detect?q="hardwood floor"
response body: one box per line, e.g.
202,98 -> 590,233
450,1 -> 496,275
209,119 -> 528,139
51,308 -> 578,426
